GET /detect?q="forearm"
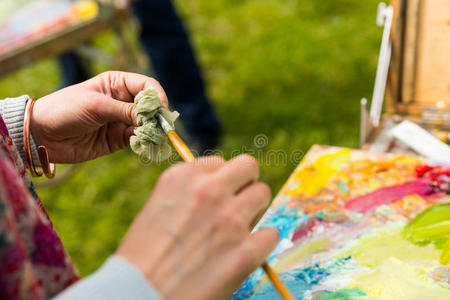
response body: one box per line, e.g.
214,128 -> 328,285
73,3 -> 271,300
53,255 -> 164,300
0,95 -> 39,165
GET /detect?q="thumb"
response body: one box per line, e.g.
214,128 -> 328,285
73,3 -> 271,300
100,97 -> 137,126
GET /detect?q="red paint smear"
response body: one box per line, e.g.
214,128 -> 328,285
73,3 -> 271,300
415,165 -> 435,177
291,218 -> 319,242
344,178 -> 434,213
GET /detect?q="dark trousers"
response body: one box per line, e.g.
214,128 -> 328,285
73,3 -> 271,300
59,0 -> 221,146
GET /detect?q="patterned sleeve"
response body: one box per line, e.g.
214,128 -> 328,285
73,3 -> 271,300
0,114 -> 79,299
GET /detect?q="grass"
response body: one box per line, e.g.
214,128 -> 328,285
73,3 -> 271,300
0,0 -> 382,276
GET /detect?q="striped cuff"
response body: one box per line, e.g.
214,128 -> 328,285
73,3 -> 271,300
0,95 -> 40,166
53,255 -> 164,300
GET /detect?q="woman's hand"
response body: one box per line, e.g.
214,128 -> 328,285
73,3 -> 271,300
30,71 -> 168,163
116,155 -> 279,300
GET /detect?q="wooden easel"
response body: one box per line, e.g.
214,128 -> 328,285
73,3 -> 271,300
361,0 -> 450,153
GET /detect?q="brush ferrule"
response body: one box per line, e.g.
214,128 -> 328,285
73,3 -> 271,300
157,113 -> 174,134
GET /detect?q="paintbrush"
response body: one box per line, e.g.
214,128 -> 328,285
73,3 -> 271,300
156,113 -> 295,300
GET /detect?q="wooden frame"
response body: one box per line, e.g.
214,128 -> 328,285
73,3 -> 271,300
0,4 -> 130,77
386,0 -> 450,115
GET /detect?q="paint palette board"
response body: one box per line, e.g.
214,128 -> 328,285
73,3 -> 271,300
233,145 -> 450,300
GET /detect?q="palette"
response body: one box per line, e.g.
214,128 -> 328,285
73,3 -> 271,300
233,145 -> 450,299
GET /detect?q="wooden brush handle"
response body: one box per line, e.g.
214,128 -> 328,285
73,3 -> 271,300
168,131 -> 195,162
262,263 -> 295,300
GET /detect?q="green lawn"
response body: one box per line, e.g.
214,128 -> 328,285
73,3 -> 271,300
0,0 -> 382,276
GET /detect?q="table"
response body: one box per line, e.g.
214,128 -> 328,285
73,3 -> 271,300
0,3 -> 142,78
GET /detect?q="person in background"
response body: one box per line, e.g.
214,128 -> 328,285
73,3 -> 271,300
59,0 -> 222,153
0,71 -> 278,300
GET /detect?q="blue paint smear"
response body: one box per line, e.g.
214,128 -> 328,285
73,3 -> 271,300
232,256 -> 355,300
233,205 -> 359,299
258,205 -> 303,238
233,205 -> 306,299
259,206 -> 308,264
247,264 -> 330,300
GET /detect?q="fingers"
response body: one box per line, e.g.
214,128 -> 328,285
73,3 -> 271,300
231,182 -> 271,226
227,227 -> 279,286
124,126 -> 135,143
96,71 -> 169,107
216,155 -> 260,193
106,123 -> 133,152
242,228 -> 279,272
92,71 -> 170,127
192,156 -> 226,172
99,97 -> 137,126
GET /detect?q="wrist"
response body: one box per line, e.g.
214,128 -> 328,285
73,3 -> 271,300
25,98 -> 55,178
29,98 -> 45,148
0,95 -> 40,165
115,247 -> 167,296
53,255 -> 164,300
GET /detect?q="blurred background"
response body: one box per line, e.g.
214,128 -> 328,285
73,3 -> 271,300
0,0 -> 382,275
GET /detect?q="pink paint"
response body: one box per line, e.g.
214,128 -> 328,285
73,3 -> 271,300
344,178 -> 434,213
291,218 -> 319,242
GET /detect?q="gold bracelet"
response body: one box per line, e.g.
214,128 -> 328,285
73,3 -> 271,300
23,98 -> 55,178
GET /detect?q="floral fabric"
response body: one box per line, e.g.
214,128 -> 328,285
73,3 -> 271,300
0,116 -> 79,300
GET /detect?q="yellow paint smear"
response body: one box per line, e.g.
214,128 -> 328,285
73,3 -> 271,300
338,227 -> 448,299
255,239 -> 331,290
352,257 -> 448,300
288,149 -> 350,195
441,239 -> 450,265
274,238 -> 330,273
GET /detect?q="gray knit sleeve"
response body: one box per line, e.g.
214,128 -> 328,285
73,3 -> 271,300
53,255 -> 164,300
0,95 -> 40,165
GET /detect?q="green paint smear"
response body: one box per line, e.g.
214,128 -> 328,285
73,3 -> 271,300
337,181 -> 349,195
316,288 -> 374,300
403,203 -> 450,265
130,88 -> 179,162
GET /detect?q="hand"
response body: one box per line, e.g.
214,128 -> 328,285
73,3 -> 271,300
30,71 -> 168,163
116,155 -> 279,300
